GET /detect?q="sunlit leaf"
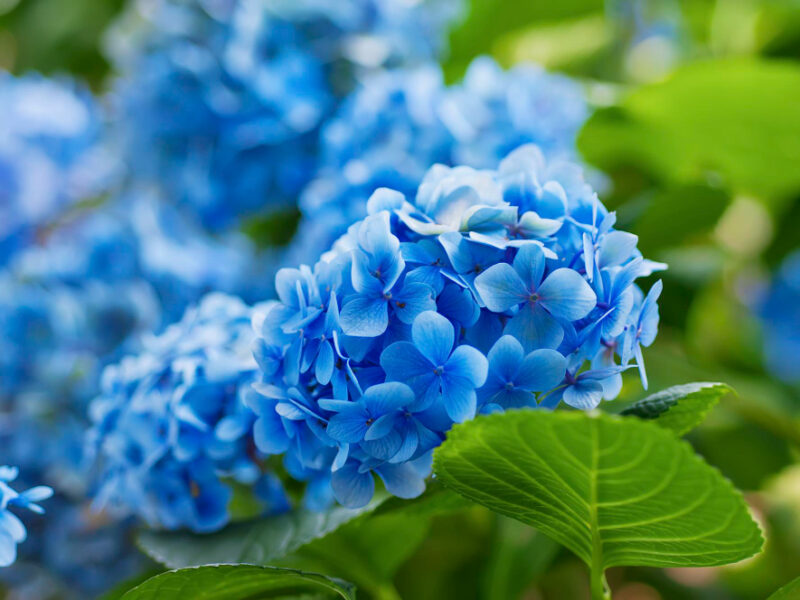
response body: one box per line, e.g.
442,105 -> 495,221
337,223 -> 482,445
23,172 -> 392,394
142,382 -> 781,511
434,410 -> 763,593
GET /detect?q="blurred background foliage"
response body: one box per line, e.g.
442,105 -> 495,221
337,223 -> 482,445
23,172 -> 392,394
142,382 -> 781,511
2,0 -> 799,598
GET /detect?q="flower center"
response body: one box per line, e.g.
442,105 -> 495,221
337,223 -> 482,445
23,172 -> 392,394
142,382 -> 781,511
433,365 -> 444,376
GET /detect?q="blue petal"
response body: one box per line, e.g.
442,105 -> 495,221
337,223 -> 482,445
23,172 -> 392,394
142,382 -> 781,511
537,268 -> 596,321
253,415 -> 291,455
331,464 -> 375,508
327,407 -> 370,443
562,380 -> 604,410
375,463 -> 426,499
598,231 -> 638,268
441,375 -> 478,423
512,243 -> 546,291
474,263 -> 528,313
363,381 -> 415,415
393,282 -> 436,324
486,335 -> 525,382
362,429 -> 403,461
516,349 -> 567,392
380,342 -> 433,381
411,311 -> 454,366
504,303 -> 564,351
340,295 -> 388,337
365,412 -> 400,441
446,345 -> 488,387
315,340 -> 335,385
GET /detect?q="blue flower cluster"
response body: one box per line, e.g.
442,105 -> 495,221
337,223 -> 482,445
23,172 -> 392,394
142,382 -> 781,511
88,293 -> 289,533
0,72 -> 112,265
251,145 -> 664,509
108,0 -> 462,230
0,466 -> 52,568
294,56 -> 588,264
758,250 -> 800,384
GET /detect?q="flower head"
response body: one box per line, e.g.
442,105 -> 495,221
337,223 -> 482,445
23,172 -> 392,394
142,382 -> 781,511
252,145 -> 663,509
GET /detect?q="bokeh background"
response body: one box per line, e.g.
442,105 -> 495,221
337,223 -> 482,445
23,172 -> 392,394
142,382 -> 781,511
1,0 -> 799,598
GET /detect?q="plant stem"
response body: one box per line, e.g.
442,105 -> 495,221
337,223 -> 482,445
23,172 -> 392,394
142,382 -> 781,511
590,567 -> 611,600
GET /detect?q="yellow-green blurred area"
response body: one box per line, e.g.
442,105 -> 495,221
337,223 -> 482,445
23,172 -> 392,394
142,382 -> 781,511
2,0 -> 800,598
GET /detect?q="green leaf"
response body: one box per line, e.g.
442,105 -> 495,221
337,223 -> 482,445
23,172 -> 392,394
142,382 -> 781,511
433,410 -> 763,597
768,575 -> 800,600
121,565 -> 355,600
481,516 -> 559,600
579,59 -> 800,206
632,184 -> 730,255
278,513 -> 430,600
138,500 -> 381,569
620,382 -> 733,435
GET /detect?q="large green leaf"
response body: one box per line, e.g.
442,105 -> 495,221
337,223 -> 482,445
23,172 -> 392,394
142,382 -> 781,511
579,59 -> 800,206
620,382 -> 732,435
433,410 -> 763,598
138,501 -> 381,569
768,575 -> 800,600
121,565 -> 355,600
277,512 -> 430,600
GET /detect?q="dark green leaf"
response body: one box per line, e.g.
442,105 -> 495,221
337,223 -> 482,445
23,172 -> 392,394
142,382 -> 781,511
768,575 -> 800,600
620,382 -> 732,435
433,410 -> 763,575
121,565 -> 355,600
138,500 -> 381,569
633,184 -> 729,255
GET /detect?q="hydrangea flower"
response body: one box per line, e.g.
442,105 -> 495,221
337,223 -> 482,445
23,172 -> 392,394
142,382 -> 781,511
88,293 -> 289,532
0,466 -> 52,568
108,0 -> 461,230
293,56 -> 588,265
0,72 -> 114,265
252,144 -> 663,509
757,250 -> 800,384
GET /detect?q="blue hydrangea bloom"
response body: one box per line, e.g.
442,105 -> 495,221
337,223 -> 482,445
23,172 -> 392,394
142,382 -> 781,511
108,0 -> 462,230
251,144 -> 663,509
757,251 -> 800,384
293,56 -> 588,265
88,293 -> 289,532
0,466 -> 52,568
0,72 -> 113,265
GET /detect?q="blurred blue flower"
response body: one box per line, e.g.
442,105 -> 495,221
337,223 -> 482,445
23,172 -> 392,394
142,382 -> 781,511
108,0 -> 462,231
0,72 -> 113,265
757,251 -> 800,384
293,56 -> 588,264
88,293 -> 288,532
0,466 -> 52,568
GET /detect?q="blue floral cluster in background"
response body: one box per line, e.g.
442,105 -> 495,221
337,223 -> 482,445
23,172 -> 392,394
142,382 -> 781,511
248,144 -> 663,510
758,250 -> 800,384
0,73 -> 113,266
88,293 -> 289,532
108,0 -> 462,231
294,56 -> 588,264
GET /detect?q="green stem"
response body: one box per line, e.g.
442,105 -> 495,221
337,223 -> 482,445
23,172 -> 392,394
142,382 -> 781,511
589,566 -> 611,600
373,583 -> 403,600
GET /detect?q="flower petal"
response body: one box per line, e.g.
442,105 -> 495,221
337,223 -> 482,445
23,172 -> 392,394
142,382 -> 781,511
363,382 -> 415,415
474,263 -> 528,313
375,463 -> 426,500
537,268 -> 596,321
562,380 -> 604,410
504,303 -> 564,351
486,335 -> 525,382
515,349 -> 567,392
512,243 -> 546,291
410,311 -> 454,366
441,374 -> 478,423
340,295 -> 388,337
446,345 -> 488,387
331,464 -> 375,508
